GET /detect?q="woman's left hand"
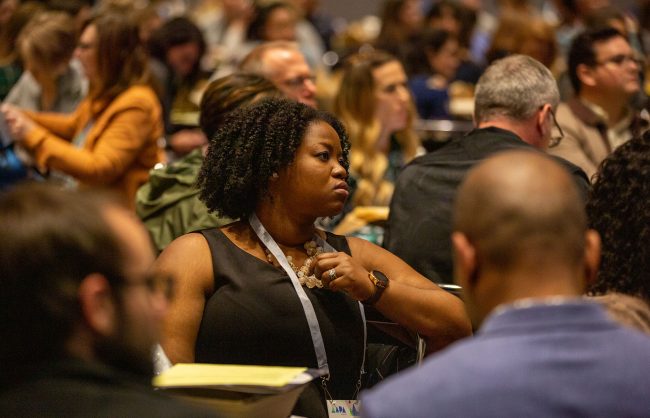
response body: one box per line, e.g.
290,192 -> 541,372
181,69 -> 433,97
0,104 -> 35,141
312,252 -> 375,301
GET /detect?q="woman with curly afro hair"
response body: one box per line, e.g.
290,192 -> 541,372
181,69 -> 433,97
587,131 -> 650,305
154,98 -> 471,418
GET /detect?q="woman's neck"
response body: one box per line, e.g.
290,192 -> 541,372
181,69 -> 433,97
376,127 -> 392,155
253,202 -> 317,247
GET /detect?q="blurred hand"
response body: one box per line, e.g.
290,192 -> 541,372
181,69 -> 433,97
311,252 -> 375,301
1,104 -> 34,142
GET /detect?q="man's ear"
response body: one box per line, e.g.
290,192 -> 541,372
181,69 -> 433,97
451,232 -> 477,290
576,63 -> 597,89
583,229 -> 601,288
535,104 -> 550,137
78,273 -> 116,337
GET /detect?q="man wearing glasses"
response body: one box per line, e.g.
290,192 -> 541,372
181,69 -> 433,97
239,41 -> 317,108
550,27 -> 649,181
385,55 -> 589,285
0,183 -> 218,417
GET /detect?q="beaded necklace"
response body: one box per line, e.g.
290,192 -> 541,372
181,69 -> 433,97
264,240 -> 324,288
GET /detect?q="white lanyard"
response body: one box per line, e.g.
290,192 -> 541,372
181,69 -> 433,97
249,213 -> 366,380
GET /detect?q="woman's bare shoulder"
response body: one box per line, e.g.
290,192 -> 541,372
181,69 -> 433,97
160,232 -> 210,258
155,232 -> 213,289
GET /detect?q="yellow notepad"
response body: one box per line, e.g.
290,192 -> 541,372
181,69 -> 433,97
153,364 -> 308,389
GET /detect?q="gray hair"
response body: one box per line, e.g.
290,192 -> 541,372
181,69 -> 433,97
238,41 -> 301,75
474,55 -> 559,124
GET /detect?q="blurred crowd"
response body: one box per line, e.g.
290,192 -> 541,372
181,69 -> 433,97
2,0 -> 650,203
2,1 -> 650,417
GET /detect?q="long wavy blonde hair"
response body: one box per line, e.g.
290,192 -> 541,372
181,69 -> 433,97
334,50 -> 419,207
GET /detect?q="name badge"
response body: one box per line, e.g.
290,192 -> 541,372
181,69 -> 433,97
327,400 -> 361,417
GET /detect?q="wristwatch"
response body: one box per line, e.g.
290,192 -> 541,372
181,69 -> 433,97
362,270 -> 389,306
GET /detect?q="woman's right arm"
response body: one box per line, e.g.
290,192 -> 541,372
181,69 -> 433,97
1,102 -> 82,143
23,100 -> 84,139
154,233 -> 215,364
24,110 -> 81,139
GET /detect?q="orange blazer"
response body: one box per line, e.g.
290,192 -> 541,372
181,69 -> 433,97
22,85 -> 164,207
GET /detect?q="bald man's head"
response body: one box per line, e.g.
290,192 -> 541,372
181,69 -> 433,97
452,151 -> 599,325
454,151 -> 586,272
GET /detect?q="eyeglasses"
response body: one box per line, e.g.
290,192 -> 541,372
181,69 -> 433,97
548,107 -> 564,148
281,74 -> 316,89
594,54 -> 643,68
117,272 -> 175,301
76,42 -> 96,51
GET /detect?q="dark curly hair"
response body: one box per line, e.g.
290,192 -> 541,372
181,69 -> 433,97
587,131 -> 650,301
197,98 -> 350,219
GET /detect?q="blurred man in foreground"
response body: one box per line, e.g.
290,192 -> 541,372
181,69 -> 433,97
0,183 -> 217,417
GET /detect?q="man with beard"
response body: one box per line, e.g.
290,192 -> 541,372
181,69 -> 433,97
0,183 -> 217,417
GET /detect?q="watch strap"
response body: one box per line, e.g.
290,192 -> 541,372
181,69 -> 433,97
362,270 -> 389,306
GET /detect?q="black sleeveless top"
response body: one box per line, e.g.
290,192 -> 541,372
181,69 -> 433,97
195,228 -> 365,418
